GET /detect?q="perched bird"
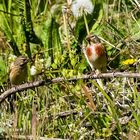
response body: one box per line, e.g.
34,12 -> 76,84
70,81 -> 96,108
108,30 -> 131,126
8,55 -> 29,112
9,55 -> 29,85
84,34 -> 108,89
85,34 -> 107,73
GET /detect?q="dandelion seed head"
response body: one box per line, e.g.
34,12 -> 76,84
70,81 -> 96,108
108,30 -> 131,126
30,65 -> 37,76
71,0 -> 94,18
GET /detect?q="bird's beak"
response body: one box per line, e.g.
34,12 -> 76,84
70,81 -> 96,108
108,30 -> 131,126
86,35 -> 92,43
26,58 -> 30,63
20,58 -> 30,67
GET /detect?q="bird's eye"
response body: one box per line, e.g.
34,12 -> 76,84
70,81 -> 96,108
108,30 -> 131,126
92,35 -> 100,43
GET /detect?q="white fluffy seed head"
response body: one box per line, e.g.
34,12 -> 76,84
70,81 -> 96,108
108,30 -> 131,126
30,65 -> 37,76
71,0 -> 94,18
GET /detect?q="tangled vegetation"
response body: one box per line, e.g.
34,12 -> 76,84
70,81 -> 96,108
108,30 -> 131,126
0,0 -> 140,139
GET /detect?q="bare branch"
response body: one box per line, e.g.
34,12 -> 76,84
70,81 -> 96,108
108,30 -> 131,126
0,72 -> 140,103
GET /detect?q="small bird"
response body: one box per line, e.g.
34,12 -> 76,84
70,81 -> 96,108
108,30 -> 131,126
9,55 -> 29,85
85,34 -> 107,73
84,34 -> 108,89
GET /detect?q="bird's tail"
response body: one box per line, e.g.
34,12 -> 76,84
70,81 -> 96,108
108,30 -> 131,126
95,69 -> 106,90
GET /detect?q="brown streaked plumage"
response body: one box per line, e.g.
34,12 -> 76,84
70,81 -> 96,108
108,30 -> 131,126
10,56 -> 28,85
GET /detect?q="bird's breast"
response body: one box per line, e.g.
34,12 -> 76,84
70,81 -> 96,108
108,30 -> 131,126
95,44 -> 104,57
86,44 -> 101,62
10,65 -> 27,85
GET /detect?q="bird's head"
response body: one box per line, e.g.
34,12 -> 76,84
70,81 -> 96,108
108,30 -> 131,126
86,34 -> 100,44
14,56 -> 29,67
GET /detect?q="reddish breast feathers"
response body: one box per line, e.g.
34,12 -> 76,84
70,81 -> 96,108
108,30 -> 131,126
86,44 -> 104,58
86,47 -> 92,57
95,44 -> 104,56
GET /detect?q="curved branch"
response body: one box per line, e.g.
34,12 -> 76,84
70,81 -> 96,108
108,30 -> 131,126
0,72 -> 140,103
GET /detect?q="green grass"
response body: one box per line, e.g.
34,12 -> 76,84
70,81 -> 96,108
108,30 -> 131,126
0,0 -> 140,139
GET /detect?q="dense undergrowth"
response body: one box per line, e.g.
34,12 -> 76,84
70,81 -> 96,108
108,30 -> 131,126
0,0 -> 140,139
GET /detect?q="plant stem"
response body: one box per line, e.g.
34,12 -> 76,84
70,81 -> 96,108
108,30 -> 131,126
63,8 -> 70,50
83,12 -> 90,35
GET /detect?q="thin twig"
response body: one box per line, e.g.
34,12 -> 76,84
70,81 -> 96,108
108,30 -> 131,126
0,9 -> 20,16
0,72 -> 140,103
